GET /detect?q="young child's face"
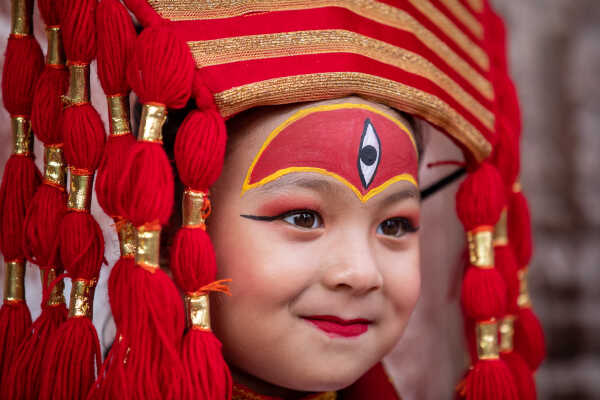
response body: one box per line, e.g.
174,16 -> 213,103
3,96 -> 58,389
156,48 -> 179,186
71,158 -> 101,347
208,97 -> 421,392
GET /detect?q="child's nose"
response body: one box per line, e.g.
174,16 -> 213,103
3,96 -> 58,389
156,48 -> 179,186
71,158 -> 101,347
320,238 -> 383,296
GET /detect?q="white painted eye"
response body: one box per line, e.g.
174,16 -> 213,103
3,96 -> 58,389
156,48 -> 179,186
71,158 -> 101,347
358,118 -> 381,189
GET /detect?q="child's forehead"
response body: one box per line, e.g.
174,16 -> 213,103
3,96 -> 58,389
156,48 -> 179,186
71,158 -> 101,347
230,99 -> 419,203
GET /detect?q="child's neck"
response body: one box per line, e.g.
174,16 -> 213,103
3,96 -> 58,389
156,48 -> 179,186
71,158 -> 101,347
231,365 -> 317,400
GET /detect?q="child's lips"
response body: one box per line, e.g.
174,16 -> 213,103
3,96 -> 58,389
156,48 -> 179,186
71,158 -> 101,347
302,315 -> 372,338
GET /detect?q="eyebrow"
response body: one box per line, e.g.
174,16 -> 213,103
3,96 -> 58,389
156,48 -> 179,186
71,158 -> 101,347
249,173 -> 419,205
377,187 -> 421,208
252,174 -> 340,196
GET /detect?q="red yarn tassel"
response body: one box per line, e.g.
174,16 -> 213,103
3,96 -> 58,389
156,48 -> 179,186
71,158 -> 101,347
89,1 -> 138,392
105,25 -> 195,400
508,191 -> 532,268
494,245 -> 519,315
88,256 -> 134,399
455,162 -> 518,400
0,156 -> 42,261
39,212 -> 105,400
171,229 -> 232,400
0,156 -> 41,393
15,1 -> 70,394
514,306 -> 545,371
500,351 -> 536,400
457,163 -> 508,321
8,295 -> 68,400
38,0 -> 107,397
31,68 -> 69,142
0,298 -> 32,393
460,358 -> 518,400
170,103 -> 231,399
508,191 -> 545,370
2,36 -> 44,115
95,0 -> 137,218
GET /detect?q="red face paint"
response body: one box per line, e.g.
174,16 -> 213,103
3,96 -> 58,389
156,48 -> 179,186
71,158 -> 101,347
242,104 -> 418,202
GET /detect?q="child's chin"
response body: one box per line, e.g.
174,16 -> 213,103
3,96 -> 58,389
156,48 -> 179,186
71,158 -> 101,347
277,366 -> 368,393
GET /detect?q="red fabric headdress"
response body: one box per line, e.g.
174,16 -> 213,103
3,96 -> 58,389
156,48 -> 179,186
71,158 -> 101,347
0,0 -> 545,399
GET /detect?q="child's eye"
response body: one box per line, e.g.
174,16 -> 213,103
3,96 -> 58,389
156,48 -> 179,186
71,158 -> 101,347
377,218 -> 418,238
282,211 -> 322,229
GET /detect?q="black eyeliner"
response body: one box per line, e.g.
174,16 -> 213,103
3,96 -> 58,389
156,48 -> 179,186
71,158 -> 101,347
240,209 -> 316,222
240,214 -> 279,221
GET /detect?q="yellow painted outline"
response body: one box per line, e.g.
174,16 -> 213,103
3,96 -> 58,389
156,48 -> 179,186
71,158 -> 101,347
241,103 -> 418,202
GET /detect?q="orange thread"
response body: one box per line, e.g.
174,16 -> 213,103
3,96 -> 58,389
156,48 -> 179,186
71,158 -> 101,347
188,279 -> 233,297
70,167 -> 93,176
145,101 -> 167,108
112,217 -> 127,231
470,225 -> 494,234
185,222 -> 207,230
66,61 -> 90,67
140,221 -> 161,231
73,278 -> 97,286
4,299 -> 24,305
137,263 -> 158,274
43,180 -> 66,190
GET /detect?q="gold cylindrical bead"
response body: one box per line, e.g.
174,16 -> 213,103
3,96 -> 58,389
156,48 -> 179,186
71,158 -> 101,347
476,319 -> 499,360
184,293 -> 211,331
138,103 -> 166,142
67,171 -> 93,212
46,26 -> 65,66
41,268 -> 66,307
65,64 -> 90,106
117,220 -> 136,258
12,116 -> 33,155
135,226 -> 161,271
68,279 -> 96,318
467,227 -> 494,268
182,190 -> 210,228
107,95 -> 132,136
44,146 -> 66,188
4,260 -> 25,303
517,269 -> 532,308
493,208 -> 509,247
512,180 -> 522,193
10,0 -> 31,36
499,315 -> 515,353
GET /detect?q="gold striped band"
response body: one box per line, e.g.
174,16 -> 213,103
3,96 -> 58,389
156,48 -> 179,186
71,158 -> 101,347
190,29 -> 493,129
214,71 -> 492,161
407,0 -> 487,69
154,0 -> 492,90
439,0 -> 484,39
466,0 -> 484,13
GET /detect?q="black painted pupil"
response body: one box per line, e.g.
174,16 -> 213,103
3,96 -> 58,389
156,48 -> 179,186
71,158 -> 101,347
360,145 -> 377,166
294,213 -> 315,228
381,219 -> 401,236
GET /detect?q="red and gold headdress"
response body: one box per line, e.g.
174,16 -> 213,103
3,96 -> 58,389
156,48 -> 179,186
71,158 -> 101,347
0,0 -> 545,399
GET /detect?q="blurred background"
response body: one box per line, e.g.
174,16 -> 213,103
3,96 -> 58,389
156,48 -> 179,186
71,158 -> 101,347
493,1 -> 600,399
1,1 -> 599,399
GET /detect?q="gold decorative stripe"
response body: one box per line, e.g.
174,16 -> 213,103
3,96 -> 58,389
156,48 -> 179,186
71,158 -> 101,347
190,30 -> 494,129
214,72 -> 492,161
408,0 -> 487,69
154,0 -> 492,93
439,0 -> 484,39
466,0 -> 484,13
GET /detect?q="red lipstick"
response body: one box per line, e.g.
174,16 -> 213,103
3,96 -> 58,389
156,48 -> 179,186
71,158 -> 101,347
303,315 -> 371,338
